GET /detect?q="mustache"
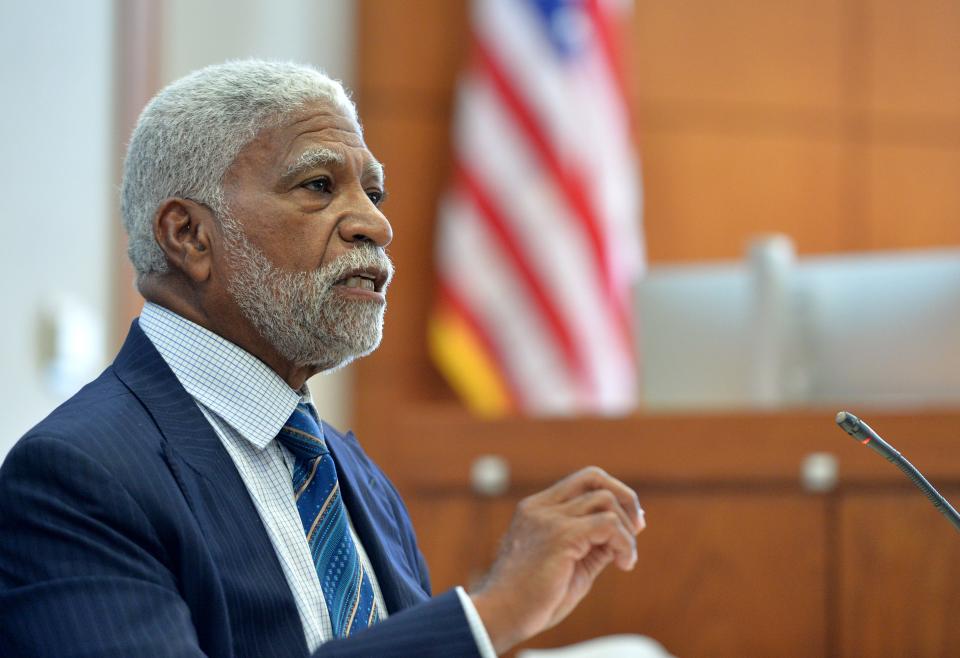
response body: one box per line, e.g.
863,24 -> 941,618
218,209 -> 393,289
318,244 -> 394,289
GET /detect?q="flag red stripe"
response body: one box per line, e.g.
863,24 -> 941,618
474,38 -> 606,275
473,36 -> 636,365
437,281 -> 523,411
582,1 -> 642,367
455,161 -> 591,393
584,0 -> 631,131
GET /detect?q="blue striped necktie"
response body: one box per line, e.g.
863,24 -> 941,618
276,403 -> 380,637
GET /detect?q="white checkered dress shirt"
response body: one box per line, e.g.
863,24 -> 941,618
140,303 -> 494,656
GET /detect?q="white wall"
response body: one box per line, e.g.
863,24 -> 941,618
0,0 -> 114,453
1,0 -> 360,457
163,0 -> 355,83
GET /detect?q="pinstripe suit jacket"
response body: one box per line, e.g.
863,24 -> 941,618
0,321 -> 480,657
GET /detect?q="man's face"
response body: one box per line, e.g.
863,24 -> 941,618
215,100 -> 394,371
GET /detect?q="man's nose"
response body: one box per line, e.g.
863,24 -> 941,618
337,195 -> 393,248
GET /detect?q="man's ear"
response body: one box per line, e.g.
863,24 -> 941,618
153,198 -> 214,282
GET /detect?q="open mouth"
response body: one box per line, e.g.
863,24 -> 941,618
335,268 -> 388,293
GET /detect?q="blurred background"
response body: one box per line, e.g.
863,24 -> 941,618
3,0 -> 960,656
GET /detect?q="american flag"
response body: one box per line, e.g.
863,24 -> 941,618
430,0 -> 644,416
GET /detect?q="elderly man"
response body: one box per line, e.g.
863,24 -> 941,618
0,61 -> 644,657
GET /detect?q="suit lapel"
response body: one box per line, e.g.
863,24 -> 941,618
322,422 -> 428,613
113,321 -> 308,657
113,320 -> 426,638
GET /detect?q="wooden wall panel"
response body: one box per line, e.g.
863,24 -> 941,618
630,0 -> 844,110
405,488 -> 830,658
355,2 -> 467,414
378,410 -> 960,497
642,131 -> 846,262
838,488 -> 960,657
865,0 -> 960,117
506,493 -> 828,658
391,412 -> 960,657
405,479 -> 960,658
403,494 -> 490,594
355,112 -> 454,404
627,0 -> 851,262
357,0 -> 467,100
865,144 -> 960,249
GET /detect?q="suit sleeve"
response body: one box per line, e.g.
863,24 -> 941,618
312,589 -> 482,657
0,434 -> 206,658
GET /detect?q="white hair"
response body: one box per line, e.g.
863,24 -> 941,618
120,59 -> 359,279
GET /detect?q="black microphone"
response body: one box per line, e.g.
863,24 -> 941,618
835,411 -> 960,533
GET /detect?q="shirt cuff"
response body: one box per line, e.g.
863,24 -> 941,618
455,586 -> 497,658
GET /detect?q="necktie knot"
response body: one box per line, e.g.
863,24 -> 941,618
276,403 -> 329,461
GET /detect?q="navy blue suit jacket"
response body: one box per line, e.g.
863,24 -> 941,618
0,322 -> 480,657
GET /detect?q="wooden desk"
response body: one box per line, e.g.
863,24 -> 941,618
357,408 -> 960,657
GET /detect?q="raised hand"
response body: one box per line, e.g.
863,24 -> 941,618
469,466 -> 645,655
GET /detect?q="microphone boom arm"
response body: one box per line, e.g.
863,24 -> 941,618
836,411 -> 960,533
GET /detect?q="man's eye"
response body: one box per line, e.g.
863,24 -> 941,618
367,189 -> 386,206
303,177 -> 332,193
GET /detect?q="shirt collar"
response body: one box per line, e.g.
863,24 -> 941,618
139,302 -> 310,449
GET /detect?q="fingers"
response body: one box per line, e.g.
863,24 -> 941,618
575,510 -> 637,571
560,489 -> 636,540
541,466 -> 644,532
579,545 -> 615,582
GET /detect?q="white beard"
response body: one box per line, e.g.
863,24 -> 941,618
220,213 -> 393,371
